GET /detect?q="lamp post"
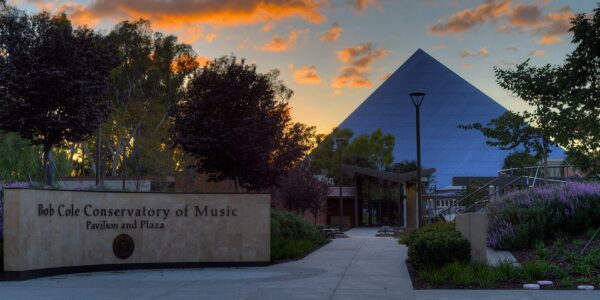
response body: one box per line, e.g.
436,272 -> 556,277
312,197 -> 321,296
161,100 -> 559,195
410,91 -> 425,228
95,126 -> 102,188
335,137 -> 347,232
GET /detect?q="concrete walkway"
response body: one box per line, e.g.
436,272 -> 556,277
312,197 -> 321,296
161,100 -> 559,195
0,227 -> 598,299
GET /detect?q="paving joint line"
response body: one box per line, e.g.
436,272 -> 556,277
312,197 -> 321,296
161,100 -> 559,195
328,236 -> 365,300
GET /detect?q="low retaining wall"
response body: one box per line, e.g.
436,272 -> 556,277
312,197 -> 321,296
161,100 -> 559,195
3,188 -> 270,280
455,212 -> 488,263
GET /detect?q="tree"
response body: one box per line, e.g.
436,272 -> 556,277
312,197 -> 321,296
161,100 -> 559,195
309,128 -> 395,184
0,8 -> 118,185
501,151 -> 539,176
556,5 -> 600,177
170,55 -> 314,191
0,132 -> 41,181
459,111 -> 549,158
344,128 -> 395,170
463,4 -> 600,179
493,63 -> 562,184
274,162 -> 328,223
387,160 -> 418,173
309,127 -> 353,182
104,20 -> 198,182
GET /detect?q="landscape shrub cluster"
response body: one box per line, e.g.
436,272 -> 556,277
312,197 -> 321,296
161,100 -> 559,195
487,182 -> 600,250
270,210 -> 326,261
400,222 -> 471,268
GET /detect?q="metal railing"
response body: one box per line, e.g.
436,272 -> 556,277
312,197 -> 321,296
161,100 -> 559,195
433,177 -> 502,222
460,176 -> 523,213
432,164 -> 578,223
433,176 -> 527,222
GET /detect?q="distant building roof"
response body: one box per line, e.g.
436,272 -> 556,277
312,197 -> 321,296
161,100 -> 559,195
342,164 -> 435,183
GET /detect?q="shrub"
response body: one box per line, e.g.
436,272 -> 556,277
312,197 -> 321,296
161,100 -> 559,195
270,210 -> 326,261
407,223 -> 471,268
559,277 -> 573,287
521,260 -> 550,282
399,222 -> 455,247
418,261 -> 521,288
488,182 -> 600,250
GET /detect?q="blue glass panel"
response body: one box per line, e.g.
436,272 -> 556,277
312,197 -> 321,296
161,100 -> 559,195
336,49 -> 565,188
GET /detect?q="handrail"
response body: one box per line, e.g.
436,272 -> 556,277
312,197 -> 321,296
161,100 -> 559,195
531,165 -> 540,187
461,176 -> 523,213
435,176 -> 523,222
498,164 -> 573,174
434,177 -> 502,219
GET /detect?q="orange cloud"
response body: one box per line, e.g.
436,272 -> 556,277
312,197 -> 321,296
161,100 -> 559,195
509,3 -> 542,26
170,53 -> 210,73
378,72 -> 392,82
529,50 -> 545,57
26,0 -> 327,30
196,56 -> 212,66
347,0 -> 379,13
256,29 -> 306,52
176,26 -> 205,44
293,66 -> 321,85
429,1 -> 574,45
320,22 -> 343,43
333,42 -> 387,89
460,48 -> 489,58
205,33 -> 217,43
429,0 -> 511,35
100,0 -> 324,26
462,63 -> 473,69
538,35 -> 561,44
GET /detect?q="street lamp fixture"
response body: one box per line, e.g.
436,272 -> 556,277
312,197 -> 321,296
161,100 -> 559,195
335,137 -> 347,232
409,91 -> 425,228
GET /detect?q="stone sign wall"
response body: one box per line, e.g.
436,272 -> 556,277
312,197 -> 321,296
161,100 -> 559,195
3,189 -> 270,278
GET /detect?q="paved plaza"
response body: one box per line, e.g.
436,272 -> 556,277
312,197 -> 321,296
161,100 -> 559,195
0,228 -> 598,299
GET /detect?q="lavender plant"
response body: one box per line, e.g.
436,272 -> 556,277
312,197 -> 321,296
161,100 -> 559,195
487,182 -> 600,250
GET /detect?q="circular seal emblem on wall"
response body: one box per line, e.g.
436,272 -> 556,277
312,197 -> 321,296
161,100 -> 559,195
113,234 -> 135,259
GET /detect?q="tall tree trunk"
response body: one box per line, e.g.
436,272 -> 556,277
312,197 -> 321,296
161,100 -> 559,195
43,143 -> 53,186
112,140 -> 123,176
68,143 -> 77,176
82,143 -> 96,176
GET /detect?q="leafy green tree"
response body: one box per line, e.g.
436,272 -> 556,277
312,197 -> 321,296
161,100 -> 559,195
0,132 -> 41,181
459,111 -> 549,157
309,128 -> 395,184
0,132 -> 77,183
344,128 -> 395,170
170,55 -> 314,191
463,4 -> 600,179
387,160 -> 418,173
493,63 -> 562,183
556,5 -> 600,177
309,128 -> 353,181
0,8 -> 118,185
501,151 -> 540,176
103,19 -> 199,181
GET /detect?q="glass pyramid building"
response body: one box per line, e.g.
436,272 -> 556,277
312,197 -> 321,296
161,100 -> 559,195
337,49 -> 565,188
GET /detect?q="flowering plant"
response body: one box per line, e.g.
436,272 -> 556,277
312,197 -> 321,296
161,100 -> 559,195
487,182 -> 600,250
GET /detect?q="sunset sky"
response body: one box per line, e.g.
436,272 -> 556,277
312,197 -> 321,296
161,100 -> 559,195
11,0 -> 598,134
